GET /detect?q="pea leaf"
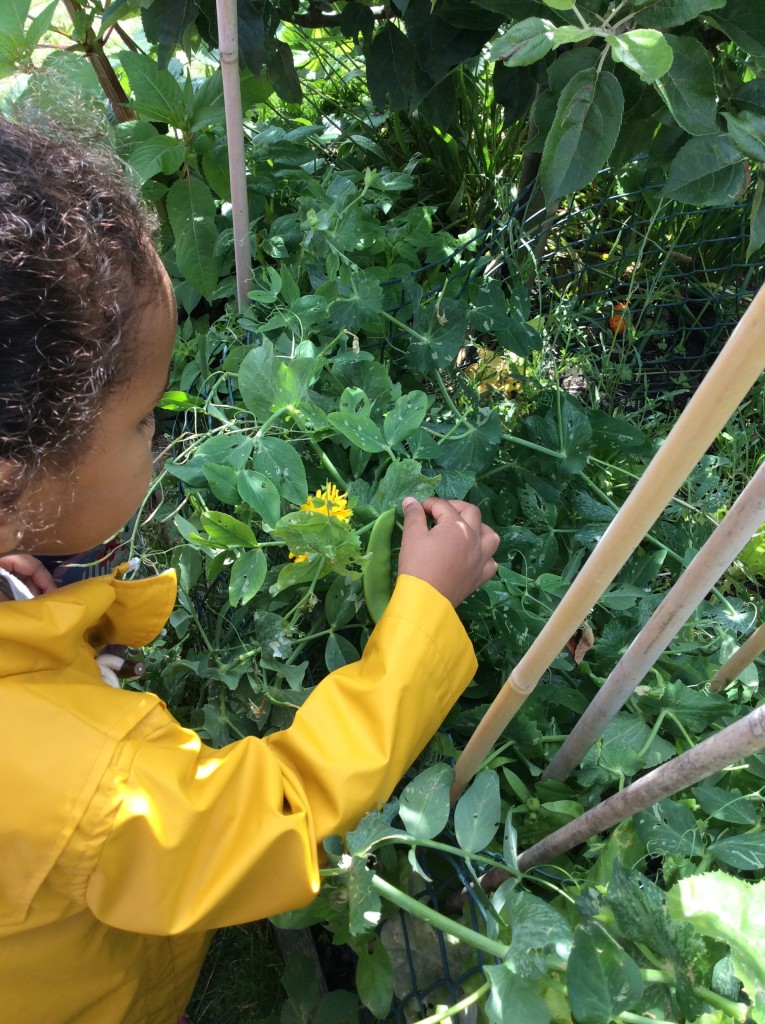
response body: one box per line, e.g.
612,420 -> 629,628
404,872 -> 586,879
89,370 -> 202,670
201,511 -> 259,549
634,799 -> 703,858
567,922 -> 644,1024
398,763 -> 453,839
454,769 -> 501,853
371,458 -> 440,513
328,411 -> 389,453
495,885 -> 574,976
251,437 -> 308,506
694,783 -> 758,825
229,548 -> 267,606
203,463 -> 240,505
238,470 -> 281,528
355,940 -> 393,1019
384,391 -> 428,445
484,964 -> 551,1024
709,833 -> 765,871
540,69 -> 624,203
348,858 -> 381,936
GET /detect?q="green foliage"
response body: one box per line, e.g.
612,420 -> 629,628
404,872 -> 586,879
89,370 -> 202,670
2,7 -> 764,1022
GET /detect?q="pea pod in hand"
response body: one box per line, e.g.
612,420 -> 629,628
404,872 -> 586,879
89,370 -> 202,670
362,507 -> 396,623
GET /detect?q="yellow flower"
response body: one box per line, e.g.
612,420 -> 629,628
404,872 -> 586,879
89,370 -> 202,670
288,483 -> 352,563
300,482 -> 353,522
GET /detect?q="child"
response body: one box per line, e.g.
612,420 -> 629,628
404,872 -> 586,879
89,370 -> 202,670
0,118 -> 499,1024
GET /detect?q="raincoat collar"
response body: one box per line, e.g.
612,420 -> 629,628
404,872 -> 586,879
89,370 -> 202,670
0,567 -> 177,677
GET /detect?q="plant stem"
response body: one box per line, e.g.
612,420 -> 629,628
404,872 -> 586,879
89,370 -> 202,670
370,875 -> 509,960
640,970 -> 748,1021
413,981 -> 491,1024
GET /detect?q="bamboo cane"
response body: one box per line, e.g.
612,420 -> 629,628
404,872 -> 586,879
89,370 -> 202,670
709,622 -> 765,692
542,459 -> 765,782
451,283 -> 765,802
215,0 -> 252,312
517,704 -> 765,872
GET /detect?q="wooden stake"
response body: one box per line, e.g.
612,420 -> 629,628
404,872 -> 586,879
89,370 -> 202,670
451,282 -> 765,801
517,705 -> 765,872
709,622 -> 765,692
215,0 -> 252,312
543,458 -> 765,782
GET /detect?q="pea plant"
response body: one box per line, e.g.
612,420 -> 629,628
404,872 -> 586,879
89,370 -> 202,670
3,6 -> 764,1021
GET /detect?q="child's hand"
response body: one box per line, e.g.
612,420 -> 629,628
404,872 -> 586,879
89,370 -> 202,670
0,554 -> 57,597
398,497 -> 499,607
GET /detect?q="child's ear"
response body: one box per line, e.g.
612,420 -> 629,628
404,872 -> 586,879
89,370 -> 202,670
0,513 -> 23,554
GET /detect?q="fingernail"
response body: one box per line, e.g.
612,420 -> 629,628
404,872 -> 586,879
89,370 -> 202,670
402,496 -> 416,509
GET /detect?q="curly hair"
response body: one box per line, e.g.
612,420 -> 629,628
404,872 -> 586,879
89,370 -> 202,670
0,118 -> 158,505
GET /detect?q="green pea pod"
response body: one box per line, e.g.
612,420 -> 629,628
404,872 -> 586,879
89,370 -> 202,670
362,507 -> 396,623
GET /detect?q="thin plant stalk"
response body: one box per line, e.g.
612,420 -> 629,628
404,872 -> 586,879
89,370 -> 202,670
544,458 -> 765,782
517,705 -> 765,872
451,283 -> 765,801
709,622 -> 765,692
215,0 -> 252,312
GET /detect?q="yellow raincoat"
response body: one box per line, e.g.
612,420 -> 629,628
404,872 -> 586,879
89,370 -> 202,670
0,568 -> 476,1024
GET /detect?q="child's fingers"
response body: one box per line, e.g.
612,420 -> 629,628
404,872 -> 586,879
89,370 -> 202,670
421,496 -> 464,524
0,554 -> 56,594
401,496 -> 429,539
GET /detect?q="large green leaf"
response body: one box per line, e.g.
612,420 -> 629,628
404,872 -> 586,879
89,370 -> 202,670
711,0 -> 765,57
265,38 -> 302,103
119,50 -> 188,127
724,110 -> 765,163
118,121 -> 187,184
668,872 -> 765,1019
367,23 -> 416,110
489,17 -> 555,66
663,134 -> 746,206
166,175 -> 220,298
655,34 -> 717,136
567,923 -> 644,1024
238,342 -> 313,420
635,0 -> 725,28
607,29 -> 673,83
748,179 -> 765,261
141,0 -> 198,69
0,0 -> 29,66
540,69 -> 624,203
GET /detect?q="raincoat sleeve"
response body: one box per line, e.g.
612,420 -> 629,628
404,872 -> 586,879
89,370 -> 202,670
84,575 -> 476,935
